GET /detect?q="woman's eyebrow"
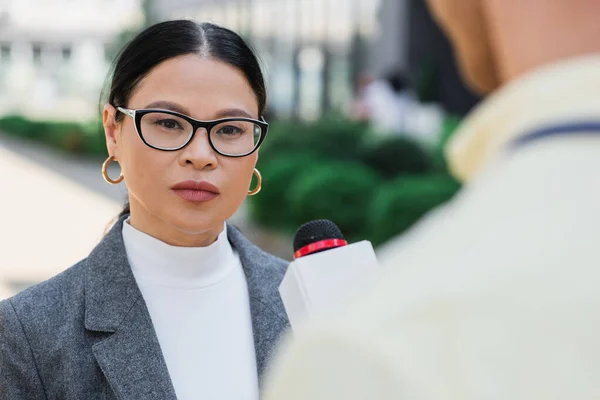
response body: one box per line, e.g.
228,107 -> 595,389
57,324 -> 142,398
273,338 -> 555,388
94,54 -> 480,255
213,109 -> 254,119
144,101 -> 189,115
144,102 -> 255,119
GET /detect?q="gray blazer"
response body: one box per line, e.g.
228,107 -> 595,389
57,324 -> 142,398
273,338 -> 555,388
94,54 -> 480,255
0,218 -> 290,399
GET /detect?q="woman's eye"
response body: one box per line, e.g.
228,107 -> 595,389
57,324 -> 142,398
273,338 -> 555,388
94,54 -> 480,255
157,119 -> 182,130
217,125 -> 244,135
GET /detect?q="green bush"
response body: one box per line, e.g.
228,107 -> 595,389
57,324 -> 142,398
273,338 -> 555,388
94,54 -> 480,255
81,122 -> 108,156
0,115 -> 35,138
369,174 -> 461,246
0,115 -> 107,157
362,136 -> 432,180
250,152 -> 321,231
290,162 -> 382,241
39,122 -> 85,152
260,116 -> 370,166
248,115 -> 465,244
250,115 -> 371,237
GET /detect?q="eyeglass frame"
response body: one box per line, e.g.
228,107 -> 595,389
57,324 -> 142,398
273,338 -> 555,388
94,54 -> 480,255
116,107 -> 269,157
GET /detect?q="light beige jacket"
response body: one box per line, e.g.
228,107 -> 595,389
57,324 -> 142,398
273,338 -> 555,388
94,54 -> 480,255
264,54 -> 600,400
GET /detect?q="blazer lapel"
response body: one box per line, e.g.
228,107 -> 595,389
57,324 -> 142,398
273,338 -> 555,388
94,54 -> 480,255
227,224 -> 290,382
84,218 -> 177,400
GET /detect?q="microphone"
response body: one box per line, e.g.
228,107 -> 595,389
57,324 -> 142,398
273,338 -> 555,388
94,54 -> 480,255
279,219 -> 379,331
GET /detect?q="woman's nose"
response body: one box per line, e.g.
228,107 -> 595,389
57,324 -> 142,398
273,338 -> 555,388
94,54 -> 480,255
178,128 -> 219,169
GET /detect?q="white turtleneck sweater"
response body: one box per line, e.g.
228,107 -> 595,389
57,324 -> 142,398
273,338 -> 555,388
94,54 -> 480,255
122,220 -> 259,400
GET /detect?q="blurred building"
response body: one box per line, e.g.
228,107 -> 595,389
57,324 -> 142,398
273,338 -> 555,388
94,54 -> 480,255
0,0 -> 143,121
0,0 -> 476,123
151,0 -> 410,121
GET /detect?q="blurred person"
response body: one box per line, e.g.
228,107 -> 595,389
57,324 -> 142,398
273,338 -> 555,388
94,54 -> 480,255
264,0 -> 600,398
0,21 -> 290,400
354,69 -> 442,146
350,72 -> 374,121
357,69 -> 416,135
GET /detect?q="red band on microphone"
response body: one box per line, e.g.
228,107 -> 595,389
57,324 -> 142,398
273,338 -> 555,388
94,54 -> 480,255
294,239 -> 348,259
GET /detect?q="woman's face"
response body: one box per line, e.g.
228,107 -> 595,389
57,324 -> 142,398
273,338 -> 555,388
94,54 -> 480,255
103,55 -> 260,246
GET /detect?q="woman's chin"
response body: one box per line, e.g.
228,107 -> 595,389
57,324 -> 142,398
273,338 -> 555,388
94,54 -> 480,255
167,214 -> 224,236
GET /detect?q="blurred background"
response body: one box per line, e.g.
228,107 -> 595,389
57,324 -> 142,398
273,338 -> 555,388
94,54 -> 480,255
0,0 -> 480,299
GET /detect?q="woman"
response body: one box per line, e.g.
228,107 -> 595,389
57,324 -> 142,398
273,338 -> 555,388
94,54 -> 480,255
0,20 -> 289,400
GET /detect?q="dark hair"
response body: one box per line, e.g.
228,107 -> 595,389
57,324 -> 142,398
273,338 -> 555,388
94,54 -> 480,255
103,20 -> 267,219
384,69 -> 408,93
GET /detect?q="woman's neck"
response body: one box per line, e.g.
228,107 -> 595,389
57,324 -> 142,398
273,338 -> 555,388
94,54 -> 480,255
128,210 -> 223,248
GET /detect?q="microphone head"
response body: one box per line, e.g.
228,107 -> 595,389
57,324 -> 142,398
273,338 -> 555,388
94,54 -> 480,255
293,219 -> 345,254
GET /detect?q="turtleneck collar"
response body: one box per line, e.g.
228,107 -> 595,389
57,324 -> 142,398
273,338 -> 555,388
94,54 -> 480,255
122,219 -> 236,289
446,54 -> 600,183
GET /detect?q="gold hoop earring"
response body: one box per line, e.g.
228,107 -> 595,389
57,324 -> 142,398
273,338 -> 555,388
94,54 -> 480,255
248,168 -> 262,196
102,156 -> 124,185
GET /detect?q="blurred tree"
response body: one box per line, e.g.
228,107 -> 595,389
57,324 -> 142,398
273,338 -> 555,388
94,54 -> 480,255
104,29 -> 139,63
105,0 -> 155,63
142,0 -> 158,27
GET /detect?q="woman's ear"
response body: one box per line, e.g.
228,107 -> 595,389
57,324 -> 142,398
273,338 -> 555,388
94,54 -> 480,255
103,104 -> 121,159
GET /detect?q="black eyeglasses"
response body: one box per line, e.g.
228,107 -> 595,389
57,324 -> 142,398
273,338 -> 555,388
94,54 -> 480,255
117,107 -> 269,157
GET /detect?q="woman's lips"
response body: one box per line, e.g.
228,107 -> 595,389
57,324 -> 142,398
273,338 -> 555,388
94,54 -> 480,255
171,180 -> 220,203
172,189 -> 218,202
